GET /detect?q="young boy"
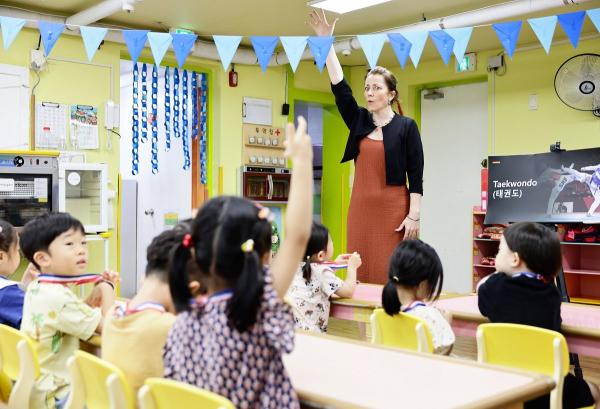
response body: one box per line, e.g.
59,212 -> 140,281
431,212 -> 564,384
20,213 -> 116,409
101,223 -> 190,391
477,222 -> 600,409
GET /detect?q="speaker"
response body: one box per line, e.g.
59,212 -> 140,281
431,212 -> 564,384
281,103 -> 290,116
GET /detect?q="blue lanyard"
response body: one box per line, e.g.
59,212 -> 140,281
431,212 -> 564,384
513,272 -> 544,281
151,64 -> 159,174
131,62 -> 140,175
182,69 -> 190,170
164,66 -> 171,151
199,72 -> 208,185
141,63 -> 148,143
402,301 -> 426,313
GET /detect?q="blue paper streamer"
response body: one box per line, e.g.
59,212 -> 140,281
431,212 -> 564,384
131,63 -> 140,175
151,64 -> 159,174
192,72 -> 198,140
141,63 -> 148,142
199,73 -> 208,185
173,68 -> 180,138
182,70 -> 190,170
164,67 -> 171,151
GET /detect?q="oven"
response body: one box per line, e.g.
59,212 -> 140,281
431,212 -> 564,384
0,151 -> 59,227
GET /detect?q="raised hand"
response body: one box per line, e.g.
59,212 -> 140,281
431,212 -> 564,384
284,116 -> 313,165
307,8 -> 338,37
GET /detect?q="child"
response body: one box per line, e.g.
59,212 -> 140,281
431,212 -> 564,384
0,219 -> 38,328
381,239 -> 455,355
478,222 -> 599,409
163,117 -> 313,409
20,213 -> 116,409
286,221 -> 361,333
101,221 -> 193,392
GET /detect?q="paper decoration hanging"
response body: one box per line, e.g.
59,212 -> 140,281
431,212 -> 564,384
122,30 -> 149,63
528,16 -> 557,54
588,8 -> 600,33
131,63 -> 140,175
492,21 -> 522,58
182,70 -> 191,170
151,64 -> 159,174
445,27 -> 473,63
192,72 -> 198,140
164,66 -> 171,151
357,34 -> 387,69
38,21 -> 65,56
0,16 -> 25,50
148,32 -> 173,66
172,33 -> 197,68
429,30 -> 455,65
80,26 -> 107,61
251,36 -> 279,72
173,68 -> 180,138
387,33 -> 412,69
199,73 -> 208,185
280,36 -> 308,72
213,35 -> 242,70
557,11 -> 585,48
399,31 -> 428,68
141,63 -> 148,143
307,36 -> 334,72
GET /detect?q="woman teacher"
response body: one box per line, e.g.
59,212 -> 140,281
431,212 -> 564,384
309,9 -> 424,284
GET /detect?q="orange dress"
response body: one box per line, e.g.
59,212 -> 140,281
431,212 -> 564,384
347,138 -> 409,284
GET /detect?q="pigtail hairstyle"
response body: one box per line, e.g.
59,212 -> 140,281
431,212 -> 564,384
0,219 -> 16,253
382,239 -> 444,316
302,222 -> 330,284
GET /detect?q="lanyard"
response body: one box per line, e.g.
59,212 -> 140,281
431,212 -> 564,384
182,69 -> 191,170
513,272 -> 544,281
164,66 -> 171,152
38,273 -> 102,286
115,301 -> 166,317
141,63 -> 148,143
402,300 -> 426,313
151,64 -> 159,174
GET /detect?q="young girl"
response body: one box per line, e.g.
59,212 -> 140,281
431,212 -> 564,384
0,219 -> 38,329
286,221 -> 361,333
381,239 -> 455,355
163,117 -> 313,409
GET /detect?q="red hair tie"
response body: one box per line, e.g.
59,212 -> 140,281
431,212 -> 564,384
182,234 -> 193,248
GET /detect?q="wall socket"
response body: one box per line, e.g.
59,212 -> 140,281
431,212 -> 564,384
30,49 -> 47,72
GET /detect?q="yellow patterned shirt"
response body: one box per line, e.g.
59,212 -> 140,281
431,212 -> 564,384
20,281 -> 101,409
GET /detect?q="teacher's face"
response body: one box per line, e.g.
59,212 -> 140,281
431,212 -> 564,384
364,74 -> 394,113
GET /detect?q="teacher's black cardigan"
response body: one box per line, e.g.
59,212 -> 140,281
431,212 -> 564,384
331,78 -> 424,195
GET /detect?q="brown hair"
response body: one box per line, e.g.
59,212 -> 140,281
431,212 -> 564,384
367,66 -> 404,116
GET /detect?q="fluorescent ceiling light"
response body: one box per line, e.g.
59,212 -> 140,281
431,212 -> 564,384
308,0 -> 392,14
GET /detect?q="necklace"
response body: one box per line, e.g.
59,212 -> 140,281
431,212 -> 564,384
371,112 -> 395,128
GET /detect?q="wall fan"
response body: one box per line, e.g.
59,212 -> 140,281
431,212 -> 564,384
554,53 -> 600,117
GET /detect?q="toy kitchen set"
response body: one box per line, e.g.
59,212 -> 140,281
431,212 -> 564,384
0,151 -> 108,232
241,124 -> 290,203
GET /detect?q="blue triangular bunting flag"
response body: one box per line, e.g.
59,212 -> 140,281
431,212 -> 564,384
429,30 -> 455,65
307,36 -> 334,72
387,33 -> 412,69
445,27 -> 473,63
399,31 -> 428,68
588,8 -> 600,33
492,21 -> 522,58
122,30 -> 149,63
357,34 -> 387,69
172,33 -> 197,68
557,11 -> 585,48
213,35 -> 242,71
38,21 -> 65,57
250,36 -> 279,72
528,16 -> 557,54
80,26 -> 107,61
148,32 -> 173,66
280,36 -> 308,73
0,16 -> 25,50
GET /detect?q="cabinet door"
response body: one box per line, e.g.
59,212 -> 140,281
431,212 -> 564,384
271,174 -> 290,200
0,64 -> 29,150
244,173 -> 269,201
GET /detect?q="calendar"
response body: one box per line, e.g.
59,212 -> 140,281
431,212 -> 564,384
70,105 -> 99,150
35,102 -> 68,149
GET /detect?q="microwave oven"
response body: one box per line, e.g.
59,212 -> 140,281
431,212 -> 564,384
241,166 -> 291,203
0,151 -> 59,227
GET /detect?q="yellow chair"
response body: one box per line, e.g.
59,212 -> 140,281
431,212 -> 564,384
0,324 -> 40,409
138,378 -> 235,409
64,350 -> 135,409
370,308 -> 434,353
476,323 -> 593,409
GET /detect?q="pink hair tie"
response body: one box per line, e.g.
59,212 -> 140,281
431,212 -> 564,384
182,234 -> 193,248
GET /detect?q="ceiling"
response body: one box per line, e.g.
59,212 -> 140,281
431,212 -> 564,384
1,0 -> 599,65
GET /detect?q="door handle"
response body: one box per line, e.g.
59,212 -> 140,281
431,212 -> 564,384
267,175 -> 273,200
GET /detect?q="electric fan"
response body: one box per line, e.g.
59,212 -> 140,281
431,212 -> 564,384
554,53 -> 600,117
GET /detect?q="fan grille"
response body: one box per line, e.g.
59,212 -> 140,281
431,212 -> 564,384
554,53 -> 600,111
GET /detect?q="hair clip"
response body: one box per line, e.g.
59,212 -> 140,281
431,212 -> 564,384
182,234 -> 193,249
392,276 -> 399,283
241,239 -> 254,253
254,203 -> 274,222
